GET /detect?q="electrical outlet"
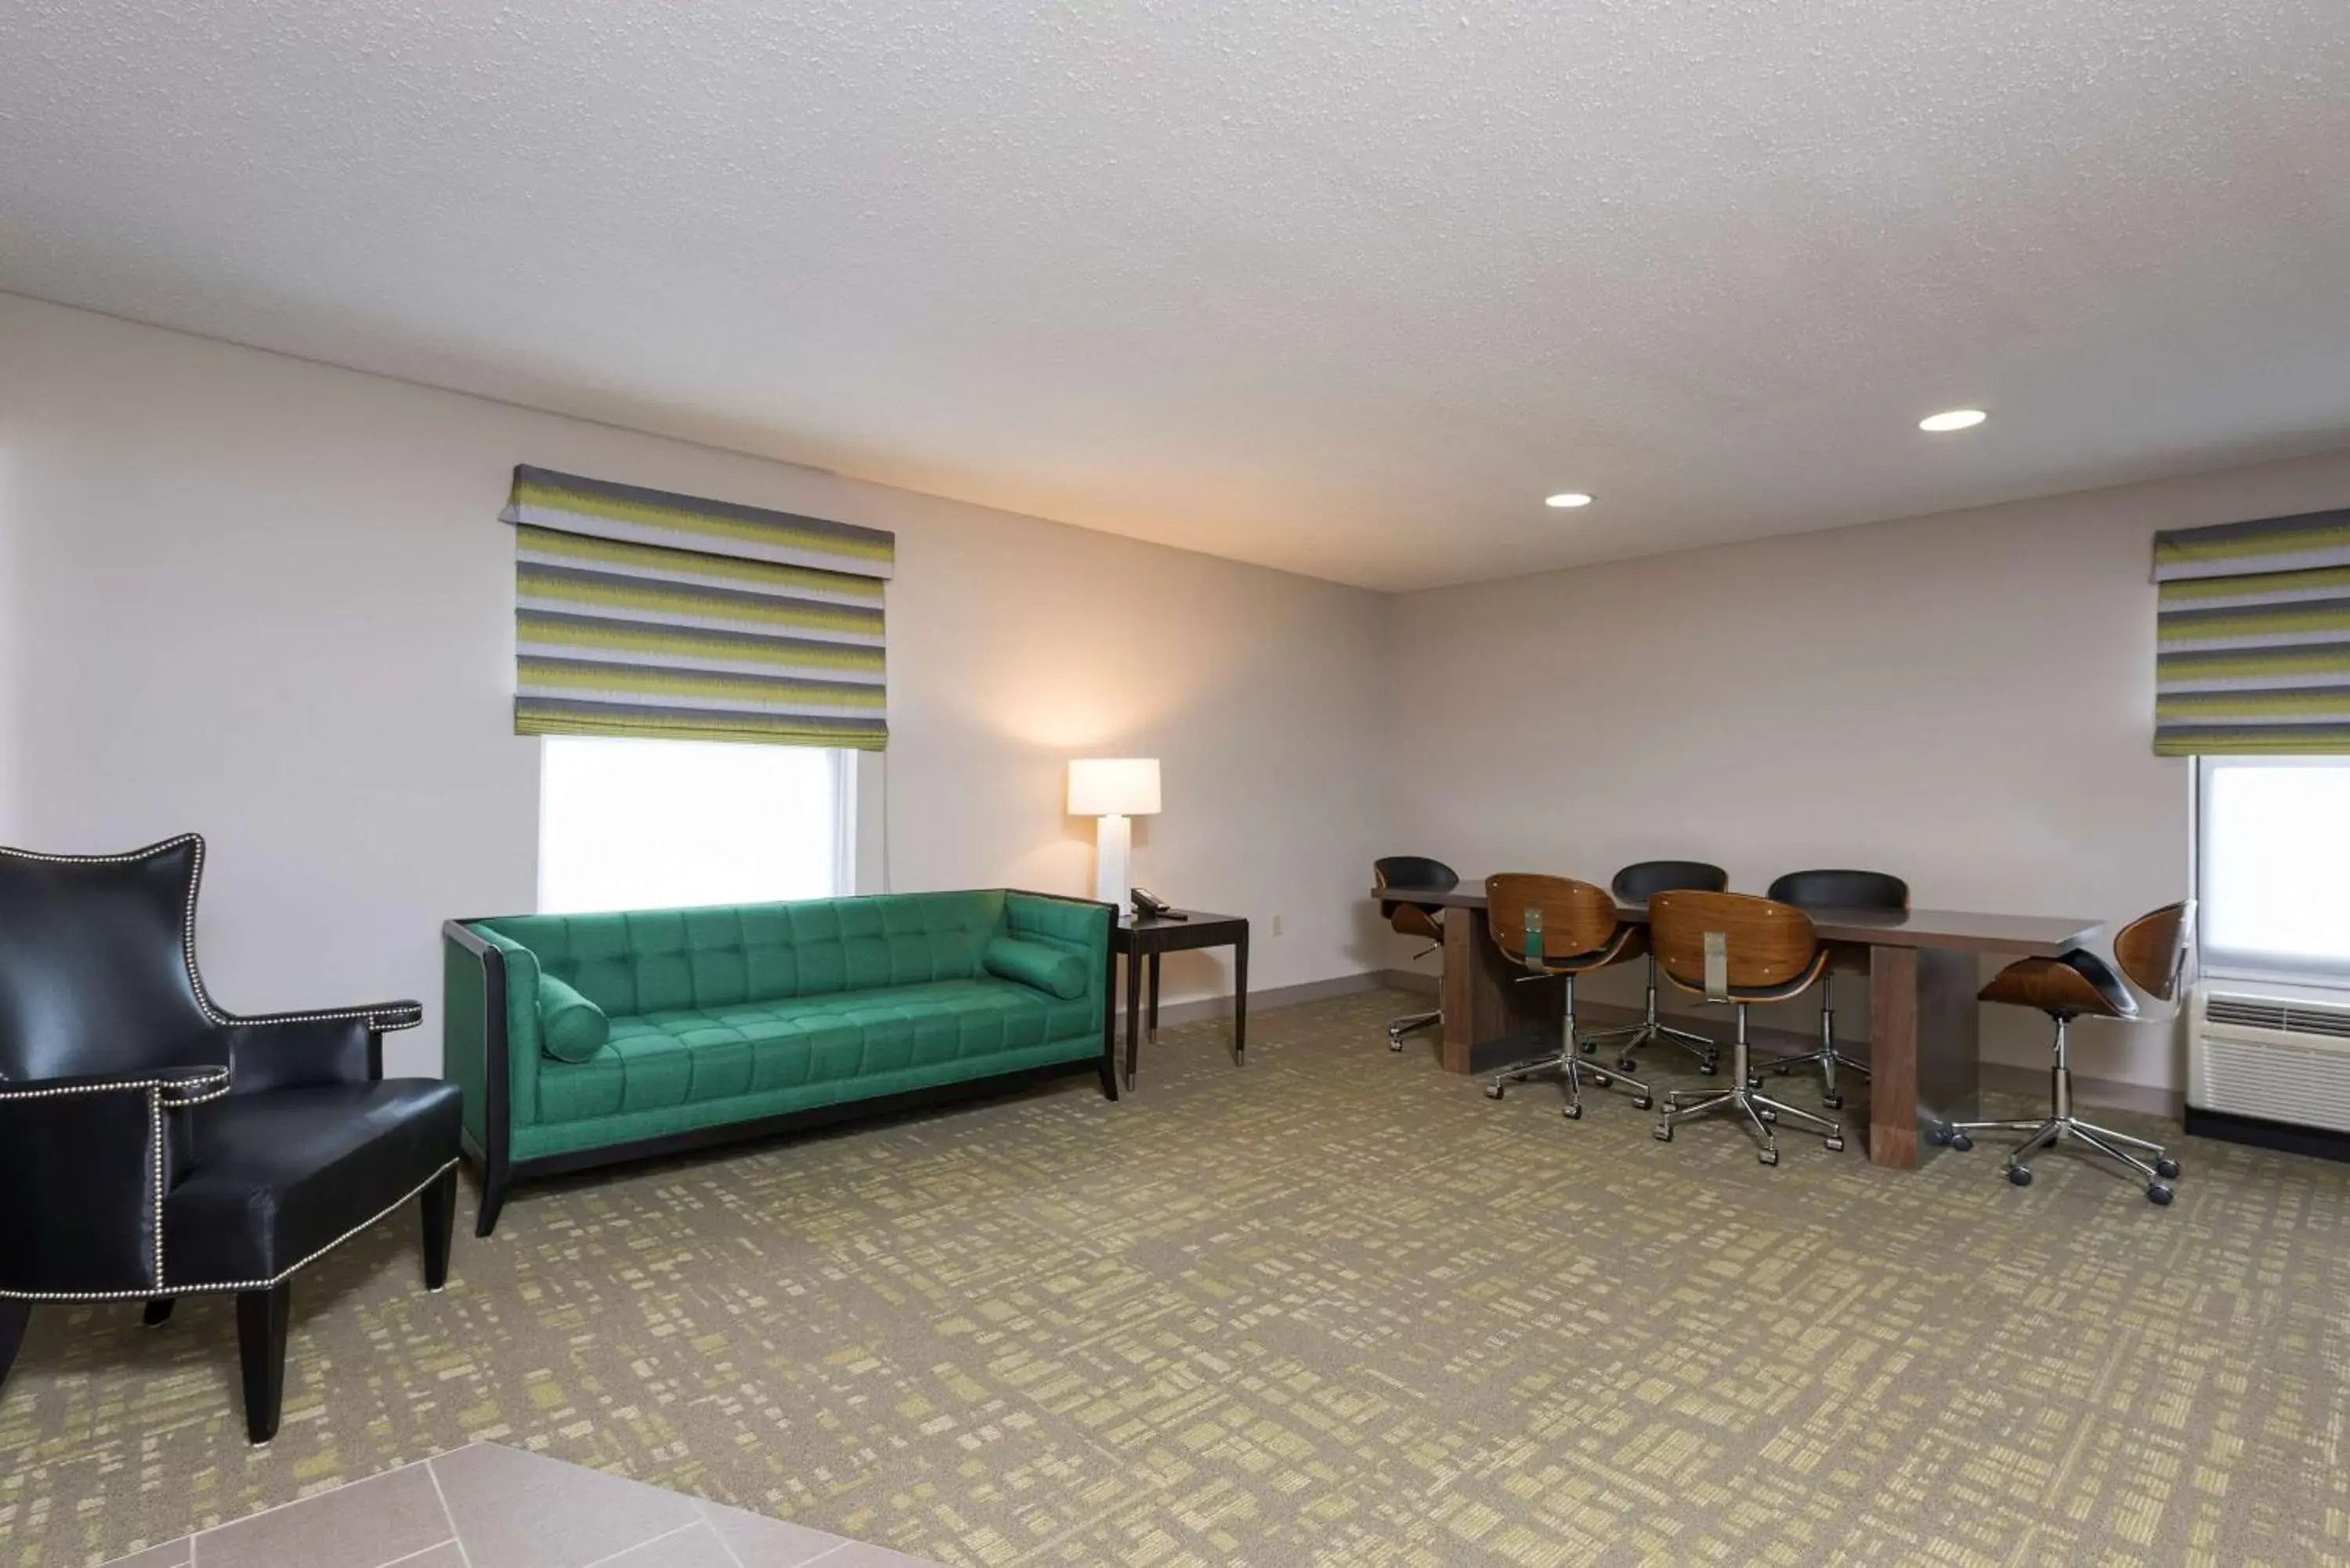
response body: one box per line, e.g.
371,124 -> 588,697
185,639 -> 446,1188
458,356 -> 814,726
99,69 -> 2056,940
1271,914 -> 1284,937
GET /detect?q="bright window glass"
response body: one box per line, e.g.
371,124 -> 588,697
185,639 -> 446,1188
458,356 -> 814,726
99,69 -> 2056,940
538,736 -> 848,914
2196,757 -> 2350,983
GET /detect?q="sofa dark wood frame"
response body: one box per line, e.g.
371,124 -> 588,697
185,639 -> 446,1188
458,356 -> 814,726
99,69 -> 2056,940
444,890 -> 1121,1237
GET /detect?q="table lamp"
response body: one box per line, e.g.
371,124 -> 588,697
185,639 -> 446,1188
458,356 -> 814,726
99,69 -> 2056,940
1068,758 -> 1161,908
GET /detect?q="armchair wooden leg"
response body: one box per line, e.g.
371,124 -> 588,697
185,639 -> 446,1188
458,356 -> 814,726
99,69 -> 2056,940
475,1170 -> 510,1239
421,1167 -> 457,1290
143,1297 -> 175,1328
236,1283 -> 291,1446
0,1299 -> 29,1396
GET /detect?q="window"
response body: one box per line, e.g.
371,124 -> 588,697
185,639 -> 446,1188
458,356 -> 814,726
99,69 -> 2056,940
2196,757 -> 2350,985
538,736 -> 851,915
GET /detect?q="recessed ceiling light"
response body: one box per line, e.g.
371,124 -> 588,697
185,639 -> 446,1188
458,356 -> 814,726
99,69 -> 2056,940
1918,408 -> 1988,432
1544,492 -> 1594,508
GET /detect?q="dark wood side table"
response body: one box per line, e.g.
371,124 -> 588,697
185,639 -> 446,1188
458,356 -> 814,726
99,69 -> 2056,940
1112,910 -> 1249,1089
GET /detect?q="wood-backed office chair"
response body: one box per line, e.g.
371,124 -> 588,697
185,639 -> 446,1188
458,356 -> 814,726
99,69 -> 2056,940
1480,874 -> 1654,1118
1762,869 -> 1909,1108
1376,855 -> 1458,1049
1580,860 -> 1729,1074
1648,890 -> 1847,1164
1934,901 -> 2193,1205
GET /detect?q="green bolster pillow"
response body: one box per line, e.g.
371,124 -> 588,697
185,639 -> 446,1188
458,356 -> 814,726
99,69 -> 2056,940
537,972 -> 609,1063
984,936 -> 1089,999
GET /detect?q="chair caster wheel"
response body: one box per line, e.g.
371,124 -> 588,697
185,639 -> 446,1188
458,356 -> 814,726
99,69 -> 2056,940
1822,1095 -> 1842,1111
1758,1107 -> 1777,1123
1653,1123 -> 1672,1142
1773,1061 -> 1790,1075
1562,1104 -> 1582,1121
1388,1039 -> 1405,1053
1948,1132 -> 1973,1152
2007,1165 -> 2033,1187
1485,1082 -> 1505,1100
1824,1136 -> 1846,1153
2147,1183 -> 2175,1206
1578,1041 -> 1596,1055
1696,1061 -> 1717,1076
1758,1147 -> 1780,1167
1616,1057 -> 1639,1073
2154,1157 -> 2180,1180
1590,1071 -> 1612,1089
1745,1076 -> 1763,1092
1632,1095 -> 1653,1111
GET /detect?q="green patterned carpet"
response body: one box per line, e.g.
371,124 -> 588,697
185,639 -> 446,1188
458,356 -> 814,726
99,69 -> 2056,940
5,988 -> 2349,1567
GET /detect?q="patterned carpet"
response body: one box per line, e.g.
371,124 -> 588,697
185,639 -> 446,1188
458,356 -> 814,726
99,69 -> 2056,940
5,988 -> 2350,1568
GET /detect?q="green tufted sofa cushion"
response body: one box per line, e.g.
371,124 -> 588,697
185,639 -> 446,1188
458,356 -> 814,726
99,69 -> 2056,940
536,971 -> 609,1063
982,936 -> 1088,999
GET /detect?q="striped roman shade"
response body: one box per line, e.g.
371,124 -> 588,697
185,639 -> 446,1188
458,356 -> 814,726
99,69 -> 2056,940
502,466 -> 895,750
2152,508 -> 2350,755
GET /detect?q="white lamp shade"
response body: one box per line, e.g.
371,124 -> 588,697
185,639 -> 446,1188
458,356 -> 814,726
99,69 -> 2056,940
1068,757 -> 1162,817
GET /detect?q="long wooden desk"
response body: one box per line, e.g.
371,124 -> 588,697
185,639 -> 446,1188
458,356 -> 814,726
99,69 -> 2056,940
1377,885 -> 2102,1172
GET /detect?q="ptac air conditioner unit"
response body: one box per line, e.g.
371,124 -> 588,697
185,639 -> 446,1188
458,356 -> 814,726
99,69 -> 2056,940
2185,982 -> 2350,1160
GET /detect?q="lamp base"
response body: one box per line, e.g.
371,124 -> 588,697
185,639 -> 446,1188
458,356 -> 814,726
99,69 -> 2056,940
1094,814 -> 1131,909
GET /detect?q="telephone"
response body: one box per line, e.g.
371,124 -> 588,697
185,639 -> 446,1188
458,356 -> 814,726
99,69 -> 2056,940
1130,887 -> 1184,921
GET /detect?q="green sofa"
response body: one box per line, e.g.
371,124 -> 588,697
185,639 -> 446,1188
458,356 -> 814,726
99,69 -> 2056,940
442,889 -> 1115,1235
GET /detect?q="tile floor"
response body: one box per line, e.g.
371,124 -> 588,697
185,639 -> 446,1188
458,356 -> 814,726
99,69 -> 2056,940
99,1441 -> 943,1568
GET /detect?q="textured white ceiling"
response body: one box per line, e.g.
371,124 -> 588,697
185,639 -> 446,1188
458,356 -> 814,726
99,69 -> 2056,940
5,2 -> 2350,591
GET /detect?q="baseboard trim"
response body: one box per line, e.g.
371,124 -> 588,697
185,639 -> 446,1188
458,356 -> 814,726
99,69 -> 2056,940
1382,969 -> 1440,996
1979,1061 -> 2180,1118
1149,970 -> 1391,1030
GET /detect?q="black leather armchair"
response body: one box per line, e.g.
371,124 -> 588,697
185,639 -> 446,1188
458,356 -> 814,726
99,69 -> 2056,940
0,835 -> 463,1443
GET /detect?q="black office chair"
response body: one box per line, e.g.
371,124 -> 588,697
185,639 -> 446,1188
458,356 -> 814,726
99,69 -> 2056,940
1376,855 -> 1459,1049
1935,901 -> 2193,1205
0,835 -> 463,1443
1761,869 -> 1909,1108
1581,860 -> 1729,1073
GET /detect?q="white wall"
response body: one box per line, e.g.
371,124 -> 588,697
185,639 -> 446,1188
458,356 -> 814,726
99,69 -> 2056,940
0,294 -> 1391,1075
1387,447 -> 2350,1096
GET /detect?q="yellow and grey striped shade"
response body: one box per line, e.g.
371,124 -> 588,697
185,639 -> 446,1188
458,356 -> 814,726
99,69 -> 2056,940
503,468 -> 892,750
2153,508 -> 2350,755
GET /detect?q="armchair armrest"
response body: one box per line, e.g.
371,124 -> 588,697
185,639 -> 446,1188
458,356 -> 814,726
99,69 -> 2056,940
216,1000 -> 423,1091
0,1064 -> 228,1295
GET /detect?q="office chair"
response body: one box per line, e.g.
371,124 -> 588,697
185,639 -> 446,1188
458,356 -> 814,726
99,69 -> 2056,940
1761,869 -> 1909,1108
1579,860 -> 1729,1074
1376,855 -> 1459,1049
1648,890 -> 1847,1164
1480,874 -> 1654,1119
1933,901 -> 2193,1205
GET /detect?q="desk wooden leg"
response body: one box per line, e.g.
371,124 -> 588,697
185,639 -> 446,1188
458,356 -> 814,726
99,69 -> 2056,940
1867,945 -> 1979,1170
1124,948 -> 1144,1090
1438,904 -> 1556,1074
1147,953 -> 1161,1041
1233,932 -> 1248,1065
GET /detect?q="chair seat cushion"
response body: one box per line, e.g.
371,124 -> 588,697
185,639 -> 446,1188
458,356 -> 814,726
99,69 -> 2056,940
536,977 -> 1094,1126
165,1080 -> 462,1287
1978,952 -> 2137,1019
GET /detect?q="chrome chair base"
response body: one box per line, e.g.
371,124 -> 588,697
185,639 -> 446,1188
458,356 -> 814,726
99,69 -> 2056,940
1578,962 -> 1719,1075
1653,1012 -> 1844,1165
1487,986 -> 1654,1121
1932,1019 -> 2178,1205
1487,1046 -> 1653,1119
1755,974 -> 1870,1108
1386,1008 -> 1442,1050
